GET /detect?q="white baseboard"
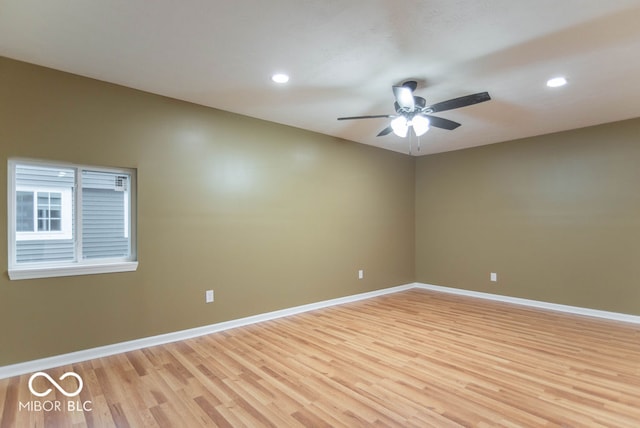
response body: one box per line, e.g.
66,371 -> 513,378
3,281 -> 638,380
0,283 -> 413,380
415,282 -> 640,325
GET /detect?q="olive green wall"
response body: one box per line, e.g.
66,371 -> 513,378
3,54 -> 639,367
416,117 -> 640,315
0,57 -> 415,366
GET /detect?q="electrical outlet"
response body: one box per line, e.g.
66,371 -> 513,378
358,269 -> 364,280
205,290 -> 214,303
490,272 -> 497,282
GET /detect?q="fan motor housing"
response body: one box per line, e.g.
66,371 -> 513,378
394,96 -> 428,114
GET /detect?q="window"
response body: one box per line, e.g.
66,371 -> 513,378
36,192 -> 62,231
15,186 -> 73,241
8,160 -> 137,280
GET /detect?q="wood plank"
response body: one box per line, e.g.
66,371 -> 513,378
1,289 -> 639,426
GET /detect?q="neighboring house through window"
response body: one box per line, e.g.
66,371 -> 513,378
8,160 -> 138,280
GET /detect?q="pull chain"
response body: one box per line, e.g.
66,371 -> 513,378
408,131 -> 413,155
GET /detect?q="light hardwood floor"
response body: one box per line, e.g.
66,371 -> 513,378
1,289 -> 639,427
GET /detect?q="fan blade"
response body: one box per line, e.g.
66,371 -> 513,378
423,115 -> 461,130
337,114 -> 393,120
377,126 -> 393,137
392,85 -> 415,110
428,92 -> 491,113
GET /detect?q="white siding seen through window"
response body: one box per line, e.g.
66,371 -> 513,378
7,160 -> 138,280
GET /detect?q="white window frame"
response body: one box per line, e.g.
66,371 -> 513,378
7,159 -> 138,280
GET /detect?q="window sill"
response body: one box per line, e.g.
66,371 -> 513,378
8,261 -> 138,280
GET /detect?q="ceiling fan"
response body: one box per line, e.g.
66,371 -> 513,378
337,81 -> 491,138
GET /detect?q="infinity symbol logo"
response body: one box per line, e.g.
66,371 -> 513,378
28,372 -> 84,398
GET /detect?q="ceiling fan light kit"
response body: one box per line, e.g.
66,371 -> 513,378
338,80 -> 491,142
390,115 -> 430,137
411,115 -> 430,136
390,116 -> 409,137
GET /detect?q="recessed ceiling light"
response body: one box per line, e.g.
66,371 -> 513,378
271,73 -> 289,84
547,76 -> 567,88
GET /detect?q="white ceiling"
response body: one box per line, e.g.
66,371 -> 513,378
2,0 -> 640,155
